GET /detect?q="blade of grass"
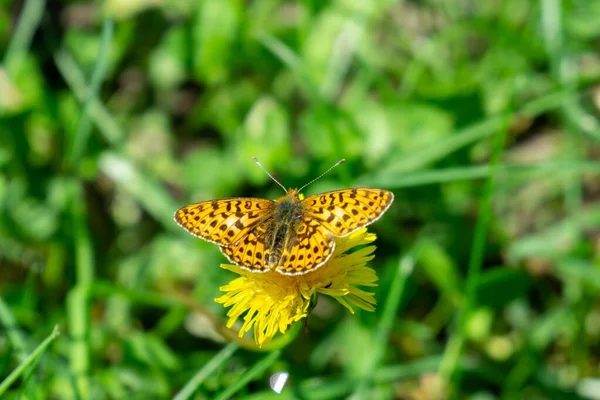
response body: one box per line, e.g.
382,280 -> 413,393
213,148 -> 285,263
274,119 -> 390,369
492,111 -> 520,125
299,378 -> 353,400
65,156 -> 96,397
373,355 -> 445,383
562,101 -> 600,142
321,16 -> 363,100
353,250 -> 415,396
555,258 -> 600,289
360,160 -> 600,188
360,74 -> 600,183
173,342 -> 239,400
506,203 -> 600,262
541,0 -> 562,65
98,152 -> 181,231
369,251 -> 416,362
72,183 -> 94,286
375,114 -> 506,176
91,281 -> 187,309
66,286 -> 90,400
213,350 -> 281,400
258,34 -> 324,104
68,18 -> 115,168
293,354 -> 461,400
54,51 -> 124,146
399,37 -> 436,97
2,0 -> 46,72
0,325 -> 60,396
439,116 -> 509,392
541,0 -> 584,216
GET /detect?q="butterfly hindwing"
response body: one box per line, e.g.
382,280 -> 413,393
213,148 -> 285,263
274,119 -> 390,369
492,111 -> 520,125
274,217 -> 335,275
174,198 -> 273,246
220,224 -> 269,272
302,188 -> 394,236
220,212 -> 336,275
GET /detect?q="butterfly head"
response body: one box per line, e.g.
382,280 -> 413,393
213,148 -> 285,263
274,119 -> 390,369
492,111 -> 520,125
275,188 -> 301,205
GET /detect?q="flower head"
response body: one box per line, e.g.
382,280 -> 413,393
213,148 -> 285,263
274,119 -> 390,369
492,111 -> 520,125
214,228 -> 379,346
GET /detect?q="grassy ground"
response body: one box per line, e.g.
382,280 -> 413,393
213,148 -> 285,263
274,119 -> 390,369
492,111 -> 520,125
2,1 -> 600,399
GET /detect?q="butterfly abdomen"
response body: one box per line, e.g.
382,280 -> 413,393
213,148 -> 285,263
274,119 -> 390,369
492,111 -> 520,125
263,197 -> 304,268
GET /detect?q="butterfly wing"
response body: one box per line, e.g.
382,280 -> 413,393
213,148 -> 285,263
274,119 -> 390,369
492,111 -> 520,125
274,217 -> 336,275
174,198 -> 274,246
301,188 -> 394,236
220,224 -> 270,272
222,216 -> 336,275
275,188 -> 393,275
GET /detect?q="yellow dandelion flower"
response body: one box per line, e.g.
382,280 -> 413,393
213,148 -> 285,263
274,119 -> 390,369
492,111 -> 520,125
214,228 -> 379,347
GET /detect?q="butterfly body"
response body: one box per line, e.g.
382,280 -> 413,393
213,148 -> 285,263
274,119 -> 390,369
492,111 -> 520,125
175,187 -> 393,275
266,190 -> 302,266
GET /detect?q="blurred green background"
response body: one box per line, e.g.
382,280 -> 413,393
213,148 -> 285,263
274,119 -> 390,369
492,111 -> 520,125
2,0 -> 600,399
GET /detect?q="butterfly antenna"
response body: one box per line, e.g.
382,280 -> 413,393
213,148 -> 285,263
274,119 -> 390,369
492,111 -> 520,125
298,159 -> 346,193
252,157 -> 287,193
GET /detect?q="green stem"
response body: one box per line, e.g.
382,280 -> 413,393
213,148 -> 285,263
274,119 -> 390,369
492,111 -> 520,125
439,117 -> 509,393
213,350 -> 281,400
353,250 -> 415,396
369,160 -> 600,189
68,19 -> 115,168
173,343 -> 239,400
66,178 -> 94,399
0,326 -> 60,396
3,0 -> 46,72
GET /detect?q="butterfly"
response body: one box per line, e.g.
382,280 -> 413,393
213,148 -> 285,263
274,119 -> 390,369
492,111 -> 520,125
174,159 -> 394,275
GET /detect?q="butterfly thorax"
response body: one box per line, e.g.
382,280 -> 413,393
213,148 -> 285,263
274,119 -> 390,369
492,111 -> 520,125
263,189 -> 305,268
274,189 -> 305,218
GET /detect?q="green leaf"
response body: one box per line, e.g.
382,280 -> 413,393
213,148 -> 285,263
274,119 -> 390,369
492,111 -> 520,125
238,96 -> 292,184
126,332 -> 181,370
193,0 -> 241,84
149,27 -> 188,90
475,268 -> 531,308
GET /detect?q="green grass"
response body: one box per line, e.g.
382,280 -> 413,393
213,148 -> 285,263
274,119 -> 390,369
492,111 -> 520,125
174,343 -> 239,400
2,0 -> 600,398
0,325 -> 60,396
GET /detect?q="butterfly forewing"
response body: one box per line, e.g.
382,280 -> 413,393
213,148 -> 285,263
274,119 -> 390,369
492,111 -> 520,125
301,188 -> 394,236
174,198 -> 273,246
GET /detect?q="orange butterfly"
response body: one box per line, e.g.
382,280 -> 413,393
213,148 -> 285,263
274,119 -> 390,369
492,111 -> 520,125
174,159 -> 393,275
